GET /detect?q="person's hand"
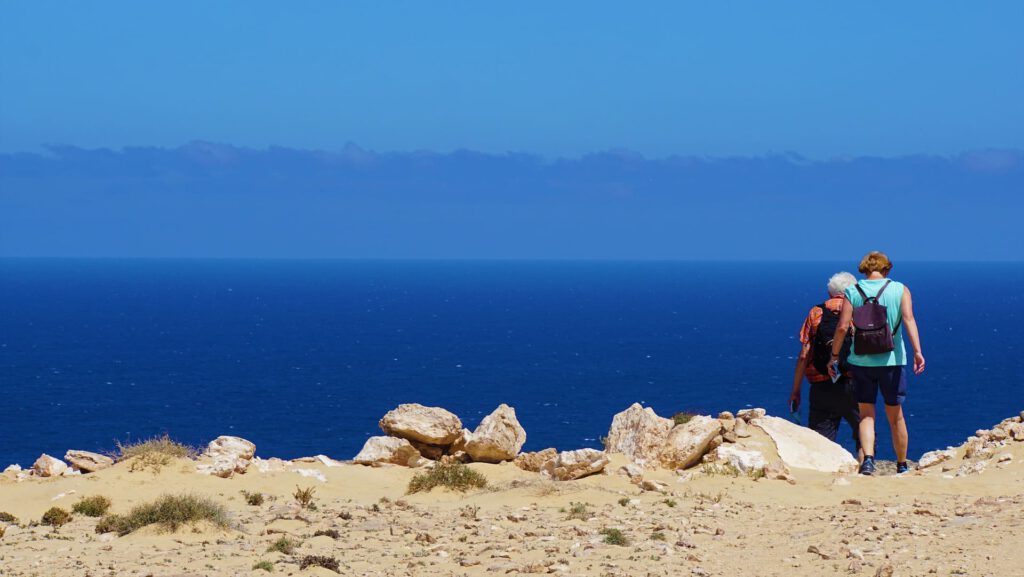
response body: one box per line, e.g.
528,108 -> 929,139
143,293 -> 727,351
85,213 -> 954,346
913,352 -> 926,375
827,356 -> 839,380
789,388 -> 800,412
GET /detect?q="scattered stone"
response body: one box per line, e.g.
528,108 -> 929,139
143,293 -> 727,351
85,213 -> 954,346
807,545 -> 830,559
32,454 -> 68,477
514,448 -> 557,472
736,408 -> 766,421
722,430 -> 738,443
616,463 -> 643,483
4,464 -> 21,473
605,403 -> 675,468
997,453 -> 1012,463
63,450 -> 114,473
464,404 -> 527,463
379,403 -> 463,445
353,436 -> 422,467
540,448 -> 609,481
875,563 -> 894,577
718,411 -> 734,420
733,418 -> 751,438
659,415 -> 722,469
250,457 -> 290,473
763,460 -> 794,482
918,448 -> 955,469
640,479 -> 670,493
751,416 -> 858,473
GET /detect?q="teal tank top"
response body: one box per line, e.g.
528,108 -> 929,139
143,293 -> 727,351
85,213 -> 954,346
844,278 -> 906,367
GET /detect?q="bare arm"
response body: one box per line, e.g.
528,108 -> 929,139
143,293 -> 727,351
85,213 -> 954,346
790,343 -> 810,409
901,288 -> 926,374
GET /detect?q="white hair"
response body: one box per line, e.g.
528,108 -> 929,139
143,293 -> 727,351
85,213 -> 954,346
828,271 -> 857,297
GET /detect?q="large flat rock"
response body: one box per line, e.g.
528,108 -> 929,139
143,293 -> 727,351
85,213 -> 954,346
751,415 -> 857,473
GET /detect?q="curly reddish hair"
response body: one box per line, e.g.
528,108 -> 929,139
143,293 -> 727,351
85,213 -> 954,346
858,251 -> 893,275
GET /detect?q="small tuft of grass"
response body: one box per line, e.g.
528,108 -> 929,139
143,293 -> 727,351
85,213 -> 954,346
617,497 -> 630,507
407,463 -> 487,494
299,555 -> 340,573
41,507 -> 72,528
566,502 -> 592,521
93,494 -> 227,535
672,412 -> 697,426
662,498 -> 677,508
241,490 -> 265,506
72,495 -> 112,517
293,485 -> 316,509
0,512 -> 18,524
267,535 -> 301,554
651,531 -> 666,541
701,462 -> 741,477
313,528 -> 340,539
600,527 -> 629,546
252,560 -> 274,572
115,434 -> 196,472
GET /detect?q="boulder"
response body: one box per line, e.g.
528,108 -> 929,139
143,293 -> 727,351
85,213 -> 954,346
250,457 -> 290,473
4,464 -> 21,473
379,403 -> 463,445
736,408 -> 767,421
716,445 -> 767,474
64,450 -> 114,473
195,436 -> 256,478
1008,422 -> 1024,442
616,463 -> 643,483
514,448 -> 557,472
605,403 -> 674,468
751,416 -> 858,473
464,404 -> 527,463
32,454 -> 68,477
353,436 -> 422,467
918,448 -> 956,469
640,479 -> 670,493
734,418 -> 751,438
540,448 -> 609,481
659,416 -> 722,470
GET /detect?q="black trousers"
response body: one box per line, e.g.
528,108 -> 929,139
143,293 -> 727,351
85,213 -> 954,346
808,377 -> 861,450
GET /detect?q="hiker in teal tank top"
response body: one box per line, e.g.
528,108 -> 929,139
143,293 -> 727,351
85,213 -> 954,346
829,251 -> 926,477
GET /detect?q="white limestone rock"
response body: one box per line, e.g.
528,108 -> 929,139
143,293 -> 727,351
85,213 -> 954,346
379,403 -> 463,445
605,403 -> 674,468
751,416 -> 858,473
195,435 -> 256,478
918,448 -> 956,469
716,445 -> 767,474
540,448 -> 610,481
64,450 -> 114,473
353,436 -> 422,467
464,404 -> 527,463
32,454 -> 68,477
659,416 -> 722,470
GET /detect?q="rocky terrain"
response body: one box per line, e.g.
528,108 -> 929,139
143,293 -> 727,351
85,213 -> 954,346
1,404 -> 1022,577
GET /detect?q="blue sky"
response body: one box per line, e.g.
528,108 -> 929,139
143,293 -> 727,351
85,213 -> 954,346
1,2 -> 1022,260
2,2 -> 1021,157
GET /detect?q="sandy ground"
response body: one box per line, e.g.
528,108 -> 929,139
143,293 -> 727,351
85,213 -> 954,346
1,441 -> 1022,577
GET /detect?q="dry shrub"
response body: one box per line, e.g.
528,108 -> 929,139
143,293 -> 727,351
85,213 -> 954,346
41,507 -> 72,527
94,494 -> 227,535
115,434 -> 197,472
407,463 -> 487,494
72,495 -> 112,517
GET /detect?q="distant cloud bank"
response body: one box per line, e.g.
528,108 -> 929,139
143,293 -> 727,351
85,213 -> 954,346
1,143 -> 1021,260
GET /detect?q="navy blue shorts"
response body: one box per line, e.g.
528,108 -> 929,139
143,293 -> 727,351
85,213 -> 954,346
850,365 -> 906,406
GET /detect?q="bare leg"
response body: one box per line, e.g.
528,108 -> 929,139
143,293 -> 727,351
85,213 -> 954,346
858,403 -> 876,457
885,404 -> 909,462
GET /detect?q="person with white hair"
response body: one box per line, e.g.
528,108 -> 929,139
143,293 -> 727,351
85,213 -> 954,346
789,271 -> 863,460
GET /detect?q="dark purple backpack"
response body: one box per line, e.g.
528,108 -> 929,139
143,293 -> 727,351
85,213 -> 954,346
852,280 -> 902,355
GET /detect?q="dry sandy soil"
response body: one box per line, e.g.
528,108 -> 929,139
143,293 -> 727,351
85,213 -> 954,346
1,440 -> 1022,577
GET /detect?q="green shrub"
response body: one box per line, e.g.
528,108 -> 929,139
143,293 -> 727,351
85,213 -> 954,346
293,486 -> 316,509
267,535 -> 301,554
252,560 -> 274,572
115,435 -> 196,472
601,527 -> 629,546
241,490 -> 265,506
617,497 -> 630,507
72,495 -> 112,517
662,498 -> 677,508
0,512 -> 18,524
93,494 -> 227,535
41,507 -> 72,527
651,531 -> 666,541
407,463 -> 487,494
299,555 -> 340,573
566,502 -> 592,521
313,528 -> 340,539
672,412 -> 696,426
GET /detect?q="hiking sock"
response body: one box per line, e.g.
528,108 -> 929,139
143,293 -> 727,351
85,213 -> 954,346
859,456 -> 876,476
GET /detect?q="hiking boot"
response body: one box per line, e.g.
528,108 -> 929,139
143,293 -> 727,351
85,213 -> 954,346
859,456 -> 876,476
896,461 -> 910,475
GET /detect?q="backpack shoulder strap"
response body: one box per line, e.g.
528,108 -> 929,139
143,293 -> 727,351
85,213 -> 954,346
874,280 -> 893,299
854,283 -> 870,302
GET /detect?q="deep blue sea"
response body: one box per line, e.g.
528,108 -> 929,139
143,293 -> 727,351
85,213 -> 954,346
2,259 -> 1022,467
